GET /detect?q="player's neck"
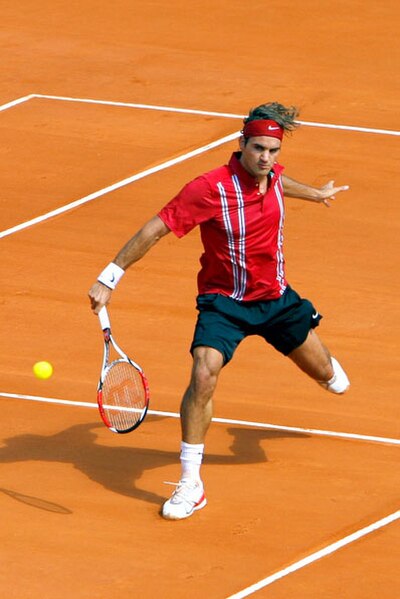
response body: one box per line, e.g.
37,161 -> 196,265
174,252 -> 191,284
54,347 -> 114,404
257,175 -> 267,194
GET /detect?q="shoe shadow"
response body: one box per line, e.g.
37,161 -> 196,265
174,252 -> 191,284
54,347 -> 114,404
0,417 -> 309,507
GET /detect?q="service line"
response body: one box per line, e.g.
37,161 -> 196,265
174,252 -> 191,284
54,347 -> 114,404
0,392 -> 399,447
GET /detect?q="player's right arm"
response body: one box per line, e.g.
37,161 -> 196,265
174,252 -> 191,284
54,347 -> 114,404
113,215 -> 171,270
88,215 -> 171,314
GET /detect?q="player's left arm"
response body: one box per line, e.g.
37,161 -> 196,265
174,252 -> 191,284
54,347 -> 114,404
282,175 -> 349,207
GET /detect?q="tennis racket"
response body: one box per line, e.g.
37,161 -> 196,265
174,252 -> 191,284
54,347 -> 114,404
97,306 -> 150,433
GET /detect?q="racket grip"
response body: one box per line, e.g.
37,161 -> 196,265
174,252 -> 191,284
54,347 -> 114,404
98,306 -> 111,331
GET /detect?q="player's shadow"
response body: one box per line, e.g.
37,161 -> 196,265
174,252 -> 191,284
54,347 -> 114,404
0,417 -> 309,507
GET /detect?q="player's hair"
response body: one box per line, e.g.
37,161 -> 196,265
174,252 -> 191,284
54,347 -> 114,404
243,102 -> 300,135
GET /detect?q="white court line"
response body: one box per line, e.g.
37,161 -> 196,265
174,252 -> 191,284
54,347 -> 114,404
297,119 -> 400,136
0,94 -> 36,112
226,509 -> 400,598
1,94 -> 398,239
0,391 -> 399,447
33,93 -> 244,120
32,93 -> 400,136
2,94 -> 400,137
0,130 -> 239,239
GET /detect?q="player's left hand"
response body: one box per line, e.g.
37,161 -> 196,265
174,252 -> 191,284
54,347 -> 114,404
318,180 -> 350,207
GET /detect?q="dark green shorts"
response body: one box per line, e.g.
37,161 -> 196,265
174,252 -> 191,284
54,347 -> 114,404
190,287 -> 322,364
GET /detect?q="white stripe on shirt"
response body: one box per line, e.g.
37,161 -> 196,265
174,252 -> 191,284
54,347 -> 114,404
232,175 -> 247,300
217,182 -> 241,299
274,176 -> 287,295
217,179 -> 247,300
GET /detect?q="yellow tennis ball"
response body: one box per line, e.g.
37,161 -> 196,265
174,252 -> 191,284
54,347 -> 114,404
33,361 -> 53,380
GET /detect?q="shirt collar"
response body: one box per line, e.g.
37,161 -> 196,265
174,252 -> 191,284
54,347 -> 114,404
228,152 -> 283,189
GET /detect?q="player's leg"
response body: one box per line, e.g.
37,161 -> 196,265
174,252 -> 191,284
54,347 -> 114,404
162,294 -> 246,520
180,345 -> 224,444
288,329 -> 350,394
162,346 -> 224,520
261,287 -> 350,395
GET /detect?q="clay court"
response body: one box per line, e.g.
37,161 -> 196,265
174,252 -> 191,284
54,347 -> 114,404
1,2 -> 399,597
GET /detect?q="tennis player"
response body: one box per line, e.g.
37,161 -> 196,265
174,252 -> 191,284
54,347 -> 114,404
89,102 -> 350,520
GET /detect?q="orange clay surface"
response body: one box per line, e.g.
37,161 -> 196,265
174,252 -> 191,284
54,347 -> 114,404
1,2 -> 399,598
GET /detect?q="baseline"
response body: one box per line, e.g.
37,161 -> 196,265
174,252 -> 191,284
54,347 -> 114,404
0,392 -> 399,447
1,93 -> 399,136
32,94 -> 400,136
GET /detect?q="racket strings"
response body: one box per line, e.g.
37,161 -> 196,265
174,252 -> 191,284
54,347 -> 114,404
101,361 -> 147,431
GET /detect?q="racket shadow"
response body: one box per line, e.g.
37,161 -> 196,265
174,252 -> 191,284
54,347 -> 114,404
0,418 -> 310,507
0,487 -> 72,514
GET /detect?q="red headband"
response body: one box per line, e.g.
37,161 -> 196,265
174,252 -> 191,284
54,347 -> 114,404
242,119 -> 283,141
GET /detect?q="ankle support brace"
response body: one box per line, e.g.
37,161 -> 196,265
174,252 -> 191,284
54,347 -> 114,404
318,357 -> 350,394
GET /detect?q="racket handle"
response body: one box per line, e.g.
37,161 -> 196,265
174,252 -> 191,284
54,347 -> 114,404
98,306 -> 111,331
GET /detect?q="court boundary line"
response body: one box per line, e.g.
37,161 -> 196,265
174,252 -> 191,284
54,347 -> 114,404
1,92 -> 399,240
0,94 -> 35,112
1,92 -> 399,136
0,130 -> 239,239
0,391 -> 399,447
226,508 -> 400,598
27,94 -> 400,136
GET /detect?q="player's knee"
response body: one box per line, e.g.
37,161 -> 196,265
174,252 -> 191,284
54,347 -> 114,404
194,368 -> 217,395
191,349 -> 222,385
318,357 -> 350,394
189,362 -> 217,399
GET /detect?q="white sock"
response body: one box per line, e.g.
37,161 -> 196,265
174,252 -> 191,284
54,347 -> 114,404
180,441 -> 204,481
319,357 -> 350,394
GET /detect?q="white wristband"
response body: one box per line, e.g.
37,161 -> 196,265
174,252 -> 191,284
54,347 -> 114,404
97,262 -> 125,290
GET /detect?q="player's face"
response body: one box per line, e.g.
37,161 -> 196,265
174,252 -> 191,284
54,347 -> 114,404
239,136 -> 281,179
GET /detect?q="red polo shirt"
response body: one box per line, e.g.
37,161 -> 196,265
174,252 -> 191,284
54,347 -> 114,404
158,152 -> 287,301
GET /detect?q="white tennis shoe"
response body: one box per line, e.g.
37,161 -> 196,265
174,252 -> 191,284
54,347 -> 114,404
162,479 -> 207,520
